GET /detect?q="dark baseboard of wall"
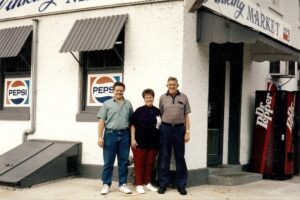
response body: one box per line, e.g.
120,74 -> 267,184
78,164 -> 208,187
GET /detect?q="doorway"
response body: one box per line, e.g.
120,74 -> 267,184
207,43 -> 243,166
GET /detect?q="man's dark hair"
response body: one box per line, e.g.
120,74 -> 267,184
113,82 -> 125,90
142,88 -> 155,98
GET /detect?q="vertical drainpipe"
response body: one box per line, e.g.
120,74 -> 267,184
23,19 -> 38,142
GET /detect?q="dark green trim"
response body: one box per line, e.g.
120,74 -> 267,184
76,113 -> 98,122
79,164 -> 208,187
187,168 -> 208,186
241,163 -> 251,172
76,106 -> 99,122
0,107 -> 30,121
227,43 -> 243,165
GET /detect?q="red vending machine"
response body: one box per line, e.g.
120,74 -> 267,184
293,91 -> 300,175
251,91 -> 295,179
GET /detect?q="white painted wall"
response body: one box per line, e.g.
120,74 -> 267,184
0,1 -> 186,166
239,45 -> 270,165
252,0 -> 300,49
222,61 -> 231,165
240,44 -> 298,165
182,6 -> 209,169
1,0 -> 299,171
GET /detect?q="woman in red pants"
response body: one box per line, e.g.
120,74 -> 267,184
130,88 -> 161,194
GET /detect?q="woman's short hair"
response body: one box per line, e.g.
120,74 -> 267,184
142,88 -> 155,98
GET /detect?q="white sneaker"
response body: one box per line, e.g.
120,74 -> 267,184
136,185 -> 145,194
145,183 -> 158,192
100,184 -> 110,195
119,184 -> 132,194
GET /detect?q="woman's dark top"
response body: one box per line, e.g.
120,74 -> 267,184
130,105 -> 161,149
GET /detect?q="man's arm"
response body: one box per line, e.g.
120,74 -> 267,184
98,119 -> 105,148
184,113 -> 190,143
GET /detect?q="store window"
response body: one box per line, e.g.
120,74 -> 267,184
60,14 -> 127,122
0,26 -> 32,120
78,28 -> 125,121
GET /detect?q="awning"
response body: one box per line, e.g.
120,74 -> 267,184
60,14 -> 127,53
0,26 -> 32,58
197,10 -> 300,62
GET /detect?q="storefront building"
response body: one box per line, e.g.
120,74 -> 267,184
0,0 -> 300,185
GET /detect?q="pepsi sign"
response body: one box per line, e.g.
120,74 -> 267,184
4,78 -> 30,107
87,73 -> 122,106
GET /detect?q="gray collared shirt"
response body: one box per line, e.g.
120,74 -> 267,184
159,91 -> 191,124
97,98 -> 133,130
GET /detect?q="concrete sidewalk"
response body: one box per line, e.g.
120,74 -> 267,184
0,176 -> 300,200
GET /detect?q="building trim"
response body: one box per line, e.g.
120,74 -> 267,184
0,0 -> 183,23
79,164 -> 208,187
0,107 -> 30,121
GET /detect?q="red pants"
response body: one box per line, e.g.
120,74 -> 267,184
132,148 -> 159,185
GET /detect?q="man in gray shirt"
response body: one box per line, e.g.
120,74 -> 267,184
158,77 -> 191,195
97,82 -> 133,195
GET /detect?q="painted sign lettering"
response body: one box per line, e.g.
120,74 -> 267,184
256,93 -> 273,129
0,0 -> 90,15
87,73 -> 122,106
4,78 -> 30,107
286,101 -> 295,133
204,0 -> 292,44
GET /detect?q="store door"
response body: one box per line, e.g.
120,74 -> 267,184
207,43 -> 243,166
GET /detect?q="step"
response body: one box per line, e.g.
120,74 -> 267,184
208,164 -> 242,175
208,172 -> 263,186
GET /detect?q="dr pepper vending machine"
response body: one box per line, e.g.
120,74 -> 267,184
251,90 -> 295,179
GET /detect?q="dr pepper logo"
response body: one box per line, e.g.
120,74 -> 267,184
255,93 -> 273,129
5,79 -> 30,107
88,74 -> 121,106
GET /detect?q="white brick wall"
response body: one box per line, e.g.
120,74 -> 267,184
0,0 -> 299,171
240,44 -> 298,165
252,0 -> 300,49
0,2 -> 186,166
182,10 -> 209,169
240,45 -> 270,165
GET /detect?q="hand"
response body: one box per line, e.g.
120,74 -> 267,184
98,138 -> 104,148
131,139 -> 138,149
184,132 -> 190,143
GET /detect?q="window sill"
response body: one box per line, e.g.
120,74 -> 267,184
76,106 -> 99,122
0,107 -> 30,121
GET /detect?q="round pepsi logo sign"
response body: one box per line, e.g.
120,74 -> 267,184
88,74 -> 122,106
5,79 -> 30,107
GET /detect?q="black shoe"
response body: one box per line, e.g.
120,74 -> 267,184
178,188 -> 187,195
158,187 -> 166,194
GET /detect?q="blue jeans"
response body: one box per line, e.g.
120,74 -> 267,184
102,129 -> 130,186
159,124 -> 187,188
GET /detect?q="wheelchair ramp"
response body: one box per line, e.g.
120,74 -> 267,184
0,140 -> 81,188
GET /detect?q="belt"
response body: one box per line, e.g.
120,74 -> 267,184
105,128 -> 129,132
162,122 -> 184,127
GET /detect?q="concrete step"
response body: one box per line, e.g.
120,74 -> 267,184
208,172 -> 263,186
208,164 -> 242,175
